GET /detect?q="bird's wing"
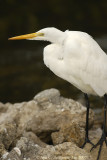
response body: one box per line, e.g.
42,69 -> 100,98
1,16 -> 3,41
64,32 -> 107,96
79,54 -> 107,96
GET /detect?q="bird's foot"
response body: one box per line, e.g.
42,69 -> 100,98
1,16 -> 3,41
90,132 -> 107,160
81,136 -> 94,148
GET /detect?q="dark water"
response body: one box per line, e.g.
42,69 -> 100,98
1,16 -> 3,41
0,35 -> 107,111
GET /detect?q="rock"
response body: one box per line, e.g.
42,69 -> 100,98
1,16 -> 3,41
26,110 -> 75,143
2,137 -> 93,160
27,89 -> 94,144
51,122 -> 85,147
0,88 -> 106,160
23,131 -> 46,147
34,88 -> 60,105
0,122 -> 17,151
0,143 -> 6,158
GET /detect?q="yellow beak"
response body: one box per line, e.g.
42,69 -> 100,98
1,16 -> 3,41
8,32 -> 43,40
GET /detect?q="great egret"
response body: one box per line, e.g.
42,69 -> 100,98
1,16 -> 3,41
9,27 -> 107,160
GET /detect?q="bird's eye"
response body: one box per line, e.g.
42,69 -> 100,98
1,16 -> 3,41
38,33 -> 44,37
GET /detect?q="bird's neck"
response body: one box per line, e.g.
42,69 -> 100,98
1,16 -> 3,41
47,31 -> 66,44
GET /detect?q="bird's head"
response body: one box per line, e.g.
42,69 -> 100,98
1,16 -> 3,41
9,27 -> 65,44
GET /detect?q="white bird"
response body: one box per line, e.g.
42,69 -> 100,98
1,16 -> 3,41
9,27 -> 107,160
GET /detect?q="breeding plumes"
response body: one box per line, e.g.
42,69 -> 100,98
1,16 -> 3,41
9,27 -> 107,160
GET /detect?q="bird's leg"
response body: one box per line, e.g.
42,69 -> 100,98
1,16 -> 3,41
81,93 -> 94,148
90,94 -> 107,160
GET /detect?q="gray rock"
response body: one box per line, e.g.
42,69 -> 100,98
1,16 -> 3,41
3,137 -> 93,160
27,89 -> 94,145
0,88 -> 106,160
34,88 -> 60,105
23,131 -> 46,147
0,122 -> 17,157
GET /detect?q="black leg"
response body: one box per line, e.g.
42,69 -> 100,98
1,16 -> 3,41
81,93 -> 94,148
91,94 -> 107,160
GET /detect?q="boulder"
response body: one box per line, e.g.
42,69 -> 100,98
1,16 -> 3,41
0,88 -> 106,160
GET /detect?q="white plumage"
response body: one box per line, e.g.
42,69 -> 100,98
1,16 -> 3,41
42,28 -> 107,96
9,27 -> 107,96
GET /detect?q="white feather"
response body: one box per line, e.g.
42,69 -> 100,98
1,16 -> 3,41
42,28 -> 107,96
